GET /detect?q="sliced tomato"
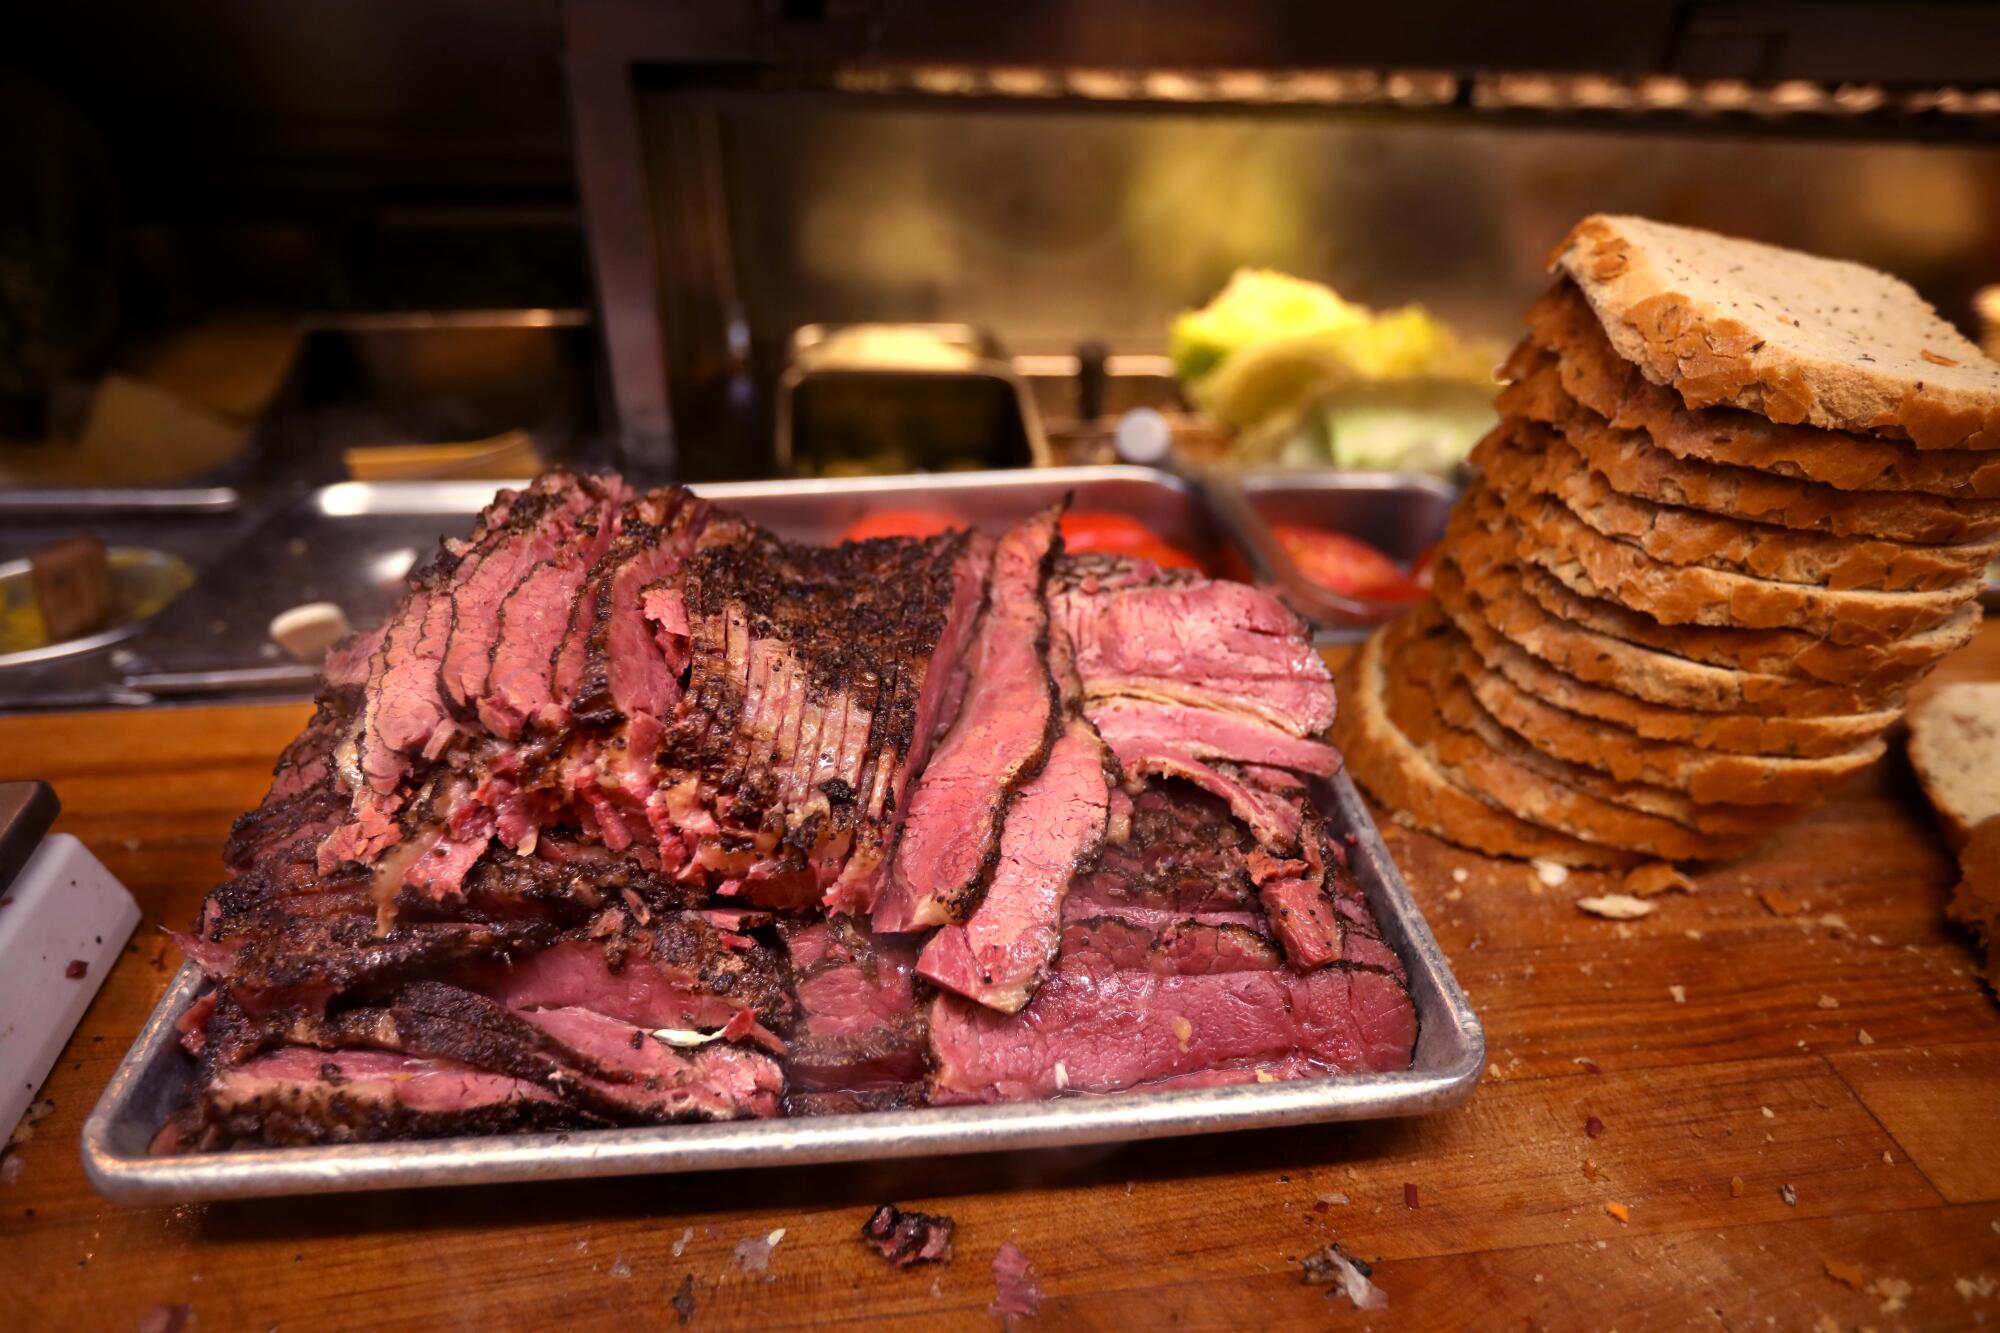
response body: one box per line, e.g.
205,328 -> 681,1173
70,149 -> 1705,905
1269,524 -> 1427,603
839,508 -> 964,542
1059,511 -> 1205,572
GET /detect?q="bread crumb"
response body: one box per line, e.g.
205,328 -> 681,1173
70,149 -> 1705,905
1604,1201 -> 1629,1223
1445,887 -> 1463,902
1820,912 -> 1852,934
1813,1315 -> 1841,1333
1882,1151 -> 1893,1166
1826,1260 -> 1866,1289
1669,984 -> 1687,1004
1780,1183 -> 1799,1207
1451,867 -> 1469,884
1729,1176 -> 1745,1198
1761,1106 -> 1776,1119
1684,928 -> 1703,940
1857,1029 -> 1875,1045
1868,1277 -> 1912,1314
1625,863 -> 1695,897
1760,888 -> 1804,916
1532,859 -> 1570,888
1957,1275 -> 1998,1301
1817,995 -> 1840,1009
1577,894 -> 1653,920
1582,1159 -> 1602,1182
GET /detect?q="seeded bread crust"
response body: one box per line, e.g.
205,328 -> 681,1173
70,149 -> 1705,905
1491,471 -> 1983,646
1551,215 -> 2000,450
1477,421 -> 1998,592
1445,513 -> 1908,715
1462,641 -> 1886,806
1906,682 -> 2000,850
1390,609 -> 1765,860
1333,620 -> 1631,866
1514,551 -> 1974,690
1501,343 -> 2000,543
1435,555 -> 1899,758
1523,282 -> 2000,498
1462,482 -> 1976,686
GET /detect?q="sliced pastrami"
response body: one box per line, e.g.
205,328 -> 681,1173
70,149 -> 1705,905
917,594 -> 1110,1013
928,916 -> 1415,1103
439,472 -> 612,716
1053,558 -> 1335,736
873,511 -> 1059,931
1085,696 -> 1339,779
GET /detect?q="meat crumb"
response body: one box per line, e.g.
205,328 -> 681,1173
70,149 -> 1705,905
989,1242 -> 1042,1319
1582,1160 -> 1602,1183
1573,1057 -> 1602,1075
1299,1242 -> 1388,1310
1585,1116 -> 1605,1139
64,959 -> 87,979
1577,894 -> 1652,920
1825,1260 -> 1865,1289
1817,995 -> 1840,1009
1403,1182 -> 1419,1209
1780,1184 -> 1799,1207
1760,888 -> 1804,916
732,1230 -> 783,1274
862,1204 -> 956,1267
1604,1201 -> 1629,1223
671,1274 -> 696,1325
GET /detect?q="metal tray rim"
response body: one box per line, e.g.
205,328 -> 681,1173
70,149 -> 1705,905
82,650 -> 1481,1199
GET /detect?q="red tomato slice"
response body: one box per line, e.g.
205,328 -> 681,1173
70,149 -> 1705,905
1059,511 -> 1205,572
839,508 -> 964,542
1269,524 -> 1426,602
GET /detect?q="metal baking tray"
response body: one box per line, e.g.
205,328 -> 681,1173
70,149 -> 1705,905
83,769 -> 1481,1202
1205,469 -> 1457,642
106,466 -> 1240,696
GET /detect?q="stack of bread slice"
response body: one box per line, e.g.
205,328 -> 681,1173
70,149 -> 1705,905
1337,214 -> 2000,866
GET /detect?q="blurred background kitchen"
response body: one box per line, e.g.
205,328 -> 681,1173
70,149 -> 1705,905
4,0 -> 1998,707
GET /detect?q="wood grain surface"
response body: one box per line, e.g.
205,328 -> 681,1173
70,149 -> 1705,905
2,626 -> 1997,1331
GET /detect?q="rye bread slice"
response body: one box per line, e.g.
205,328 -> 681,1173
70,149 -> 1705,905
1525,281 -> 2000,499
1389,609 -> 1767,860
1434,555 -> 1899,758
1550,214 -> 2000,450
1475,420 -> 1998,592
1333,620 -> 1634,867
1488,470 -> 1983,646
1501,341 -> 2000,543
1443,510 -> 1909,716
1512,539 -> 1973,692
1906,682 -> 2000,851
1453,632 -> 1886,805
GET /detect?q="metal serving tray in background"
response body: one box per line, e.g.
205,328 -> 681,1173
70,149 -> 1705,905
84,771 -> 1482,1203
113,465 -> 1238,697
1206,470 -> 1457,642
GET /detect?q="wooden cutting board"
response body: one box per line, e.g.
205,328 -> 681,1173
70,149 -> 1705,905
0,624 -> 1995,1329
